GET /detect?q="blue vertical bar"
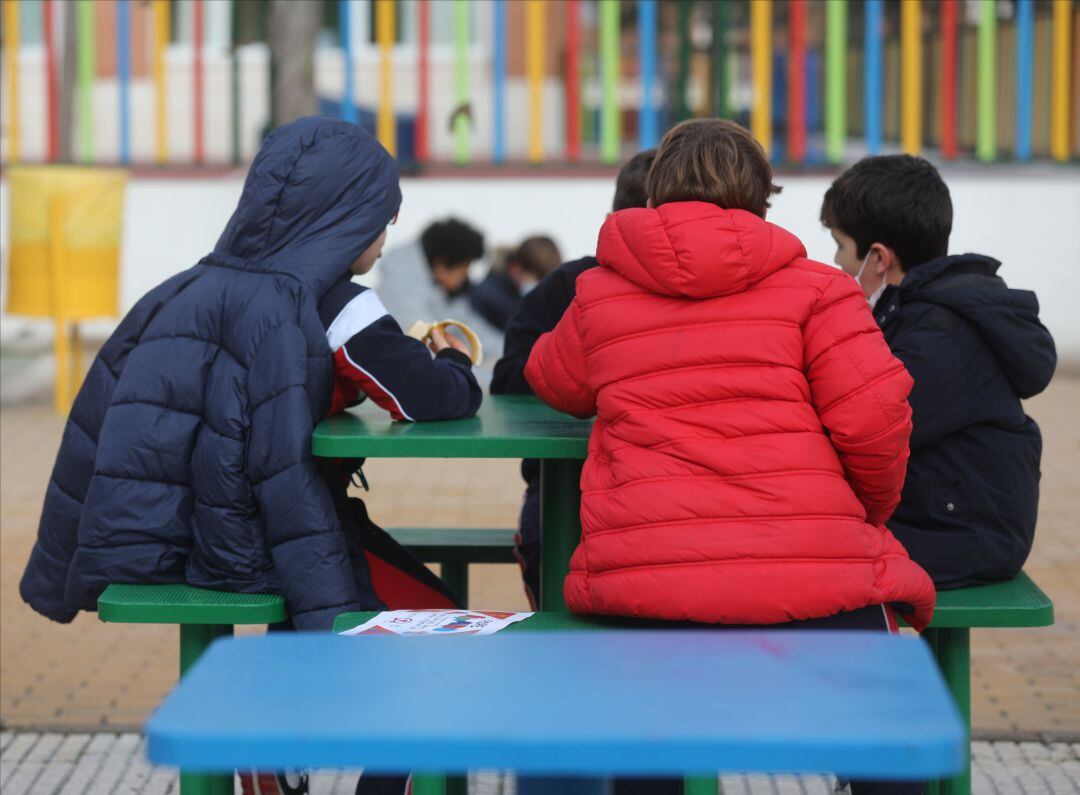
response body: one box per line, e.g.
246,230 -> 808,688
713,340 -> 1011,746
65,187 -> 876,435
639,0 -> 658,148
493,0 -> 506,163
118,0 -> 131,163
1016,0 -> 1033,160
341,0 -> 357,123
864,0 -> 883,155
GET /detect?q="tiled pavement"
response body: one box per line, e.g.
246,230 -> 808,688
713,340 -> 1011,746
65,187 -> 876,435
1,374 -> 1078,740
1,732 -> 1079,794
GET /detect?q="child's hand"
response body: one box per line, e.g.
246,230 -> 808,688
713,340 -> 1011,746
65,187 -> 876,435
428,326 -> 472,357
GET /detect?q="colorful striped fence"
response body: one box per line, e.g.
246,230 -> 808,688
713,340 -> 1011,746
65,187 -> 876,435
1,0 -> 1076,168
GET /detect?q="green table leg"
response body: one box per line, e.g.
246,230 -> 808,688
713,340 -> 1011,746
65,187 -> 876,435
927,627 -> 971,795
539,458 -> 584,613
412,773 -> 446,795
179,624 -> 234,795
923,630 -> 940,795
445,775 -> 468,795
440,561 -> 469,607
685,775 -> 719,794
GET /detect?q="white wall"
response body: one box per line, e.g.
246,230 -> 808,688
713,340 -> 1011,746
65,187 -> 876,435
3,172 -> 1080,363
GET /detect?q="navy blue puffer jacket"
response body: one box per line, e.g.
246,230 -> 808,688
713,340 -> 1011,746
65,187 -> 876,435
21,118 -> 403,629
876,254 -> 1056,589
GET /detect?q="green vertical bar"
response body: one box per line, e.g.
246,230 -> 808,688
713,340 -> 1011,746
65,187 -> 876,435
540,459 -> 584,612
976,0 -> 996,162
684,775 -> 719,795
230,0 -> 241,165
453,0 -> 470,165
676,0 -> 692,121
179,625 -> 234,795
825,0 -> 847,164
599,0 -> 619,164
931,628 -> 972,795
713,0 -> 729,118
77,0 -> 94,163
412,774 -> 446,795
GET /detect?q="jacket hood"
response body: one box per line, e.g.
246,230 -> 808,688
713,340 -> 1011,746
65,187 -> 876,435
900,254 -> 1057,398
596,202 -> 806,299
212,117 -> 402,297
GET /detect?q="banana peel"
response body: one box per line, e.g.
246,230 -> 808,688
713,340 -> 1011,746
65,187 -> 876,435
406,319 -> 484,367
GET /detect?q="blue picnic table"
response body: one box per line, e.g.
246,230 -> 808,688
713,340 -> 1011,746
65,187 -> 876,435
146,630 -> 965,788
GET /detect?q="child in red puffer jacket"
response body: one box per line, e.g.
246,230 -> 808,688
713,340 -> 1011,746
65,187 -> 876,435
526,119 -> 935,795
527,119 -> 935,633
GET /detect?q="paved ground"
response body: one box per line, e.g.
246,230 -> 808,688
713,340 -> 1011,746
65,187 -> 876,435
1,369 -> 1078,740
1,732 -> 1079,794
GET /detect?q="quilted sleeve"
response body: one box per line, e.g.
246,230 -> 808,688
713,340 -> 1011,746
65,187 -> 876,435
247,323 -> 362,631
20,271 -> 196,623
524,297 -> 597,419
804,275 -> 914,526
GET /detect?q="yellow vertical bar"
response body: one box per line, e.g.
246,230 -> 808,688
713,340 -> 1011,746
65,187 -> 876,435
154,0 -> 169,164
4,0 -> 19,162
750,0 -> 772,156
1051,0 -> 1072,161
527,0 -> 545,163
901,0 -> 922,154
69,323 -> 83,407
377,0 -> 397,156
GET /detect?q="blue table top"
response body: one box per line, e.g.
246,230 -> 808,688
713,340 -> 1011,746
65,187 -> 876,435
147,631 -> 963,779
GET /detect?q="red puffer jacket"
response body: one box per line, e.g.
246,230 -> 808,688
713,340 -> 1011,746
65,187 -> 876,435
526,202 -> 936,630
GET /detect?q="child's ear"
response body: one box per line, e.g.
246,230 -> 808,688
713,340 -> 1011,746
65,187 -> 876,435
879,245 -> 904,275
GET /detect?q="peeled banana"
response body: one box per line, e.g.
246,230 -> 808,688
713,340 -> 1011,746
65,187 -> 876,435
406,319 -> 484,367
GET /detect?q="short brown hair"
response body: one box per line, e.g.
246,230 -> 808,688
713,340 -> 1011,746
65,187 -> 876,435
646,119 -> 781,217
514,236 -> 562,280
612,148 -> 656,211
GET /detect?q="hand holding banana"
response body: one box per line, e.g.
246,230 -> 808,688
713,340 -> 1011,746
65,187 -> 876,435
406,320 -> 484,366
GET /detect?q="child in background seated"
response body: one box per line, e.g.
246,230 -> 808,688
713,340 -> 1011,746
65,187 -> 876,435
820,155 -> 1055,589
526,119 -> 936,794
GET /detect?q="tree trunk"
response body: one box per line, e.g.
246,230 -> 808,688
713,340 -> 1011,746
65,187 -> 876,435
268,0 -> 320,128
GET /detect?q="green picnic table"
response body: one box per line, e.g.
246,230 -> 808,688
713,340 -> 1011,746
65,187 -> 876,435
313,394 -> 591,610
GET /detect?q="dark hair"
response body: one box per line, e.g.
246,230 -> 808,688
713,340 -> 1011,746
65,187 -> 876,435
820,155 -> 952,271
420,219 -> 485,269
646,119 -> 780,217
513,236 -> 562,279
612,149 -> 657,211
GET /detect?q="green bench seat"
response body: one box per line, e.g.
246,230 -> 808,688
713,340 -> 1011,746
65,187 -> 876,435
335,570 -> 1054,795
385,527 -> 517,601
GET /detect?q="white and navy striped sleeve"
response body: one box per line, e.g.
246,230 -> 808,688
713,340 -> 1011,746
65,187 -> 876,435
319,281 -> 482,421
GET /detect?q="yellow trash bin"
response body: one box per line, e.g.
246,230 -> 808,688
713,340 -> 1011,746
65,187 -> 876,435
5,166 -> 128,413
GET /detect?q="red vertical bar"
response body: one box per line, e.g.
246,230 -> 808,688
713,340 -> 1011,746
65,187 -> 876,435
44,0 -> 58,162
787,0 -> 806,163
941,0 -> 957,160
565,0 -> 581,162
417,0 -> 430,163
194,0 -> 204,163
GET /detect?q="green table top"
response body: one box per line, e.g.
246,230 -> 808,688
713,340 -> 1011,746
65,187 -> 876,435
334,572 -> 1053,633
312,394 -> 592,459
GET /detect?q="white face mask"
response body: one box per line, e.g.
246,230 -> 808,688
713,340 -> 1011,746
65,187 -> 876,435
854,250 -> 888,310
